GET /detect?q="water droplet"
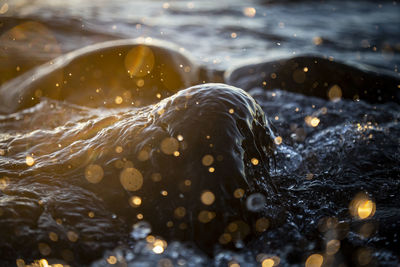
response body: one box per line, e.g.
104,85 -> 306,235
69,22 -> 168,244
246,193 -> 266,212
198,210 -> 216,223
305,254 -> 323,267
243,7 -> 256,17
120,168 -> 143,191
201,154 -> 214,166
160,137 -> 179,155
129,196 -> 142,207
200,191 -> 215,205
251,158 -> 259,165
67,231 -> 79,242
233,188 -> 244,198
84,164 -> 104,184
26,156 -> 35,166
107,256 -> 117,264
115,96 -> 123,104
174,207 -> 186,218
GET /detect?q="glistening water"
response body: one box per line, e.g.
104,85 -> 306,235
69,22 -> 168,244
0,0 -> 399,266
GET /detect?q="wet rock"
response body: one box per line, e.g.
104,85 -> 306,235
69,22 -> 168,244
0,83 -> 276,263
225,56 -> 400,103
0,39 -> 204,113
88,83 -> 276,254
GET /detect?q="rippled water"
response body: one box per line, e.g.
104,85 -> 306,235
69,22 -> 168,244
0,0 -> 399,266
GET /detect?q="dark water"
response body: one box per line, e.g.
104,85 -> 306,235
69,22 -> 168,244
0,0 -> 399,266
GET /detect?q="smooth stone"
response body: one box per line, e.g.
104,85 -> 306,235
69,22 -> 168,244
225,56 -> 400,103
0,39 -> 207,113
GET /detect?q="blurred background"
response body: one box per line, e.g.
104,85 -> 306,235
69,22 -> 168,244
1,0 -> 399,86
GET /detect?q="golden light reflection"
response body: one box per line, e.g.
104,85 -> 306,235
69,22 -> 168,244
259,256 -> 280,267
137,148 -> 150,161
305,116 -> 320,127
146,235 -> 155,243
198,210 -> 216,223
274,136 -> 282,145
136,79 -> 145,87
152,245 -> 164,254
262,258 -> 274,267
0,177 -> 9,190
114,96 -> 123,105
160,137 -> 179,155
233,188 -> 245,198
84,164 -> 104,184
326,239 -> 340,255
305,254 -> 323,267
251,158 -> 259,165
120,167 -> 143,191
124,45 -> 155,77
115,146 -> 123,153
219,233 -> 232,244
49,232 -> 58,242
313,36 -> 323,46
107,255 -> 117,264
39,259 -> 49,267
16,259 -> 25,267
151,173 -> 162,182
243,7 -> 256,17
201,191 -> 215,205
129,196 -> 142,207
67,231 -> 79,242
26,156 -> 35,166
149,239 -> 167,254
202,154 -> 214,166
358,200 -> 375,219
228,262 -> 240,267
349,193 -> 376,220
328,84 -> 342,101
